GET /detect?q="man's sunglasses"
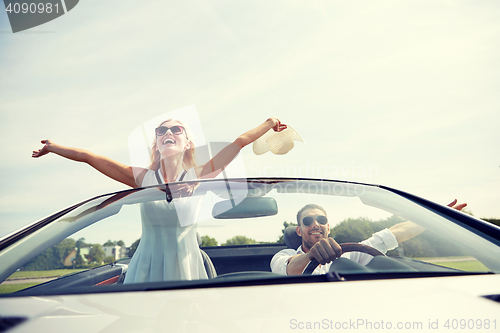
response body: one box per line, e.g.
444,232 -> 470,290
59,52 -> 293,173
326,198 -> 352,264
155,125 -> 186,137
302,215 -> 328,226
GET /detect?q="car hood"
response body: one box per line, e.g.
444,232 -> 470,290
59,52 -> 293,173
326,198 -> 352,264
1,274 -> 499,332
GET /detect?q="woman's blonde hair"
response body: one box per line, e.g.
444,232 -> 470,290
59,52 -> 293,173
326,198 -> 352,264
148,119 -> 197,171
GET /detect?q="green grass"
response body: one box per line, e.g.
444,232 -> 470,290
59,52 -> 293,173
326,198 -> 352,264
429,260 -> 490,272
0,283 -> 40,294
1,269 -> 87,294
410,257 -> 491,272
7,269 -> 85,280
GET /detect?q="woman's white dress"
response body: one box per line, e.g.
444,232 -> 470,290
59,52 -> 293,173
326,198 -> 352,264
124,168 -> 208,283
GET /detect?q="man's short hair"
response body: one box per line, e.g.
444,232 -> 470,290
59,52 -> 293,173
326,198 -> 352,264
296,204 -> 327,225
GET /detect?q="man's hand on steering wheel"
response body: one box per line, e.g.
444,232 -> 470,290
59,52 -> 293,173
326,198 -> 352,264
306,237 -> 342,265
303,243 -> 386,275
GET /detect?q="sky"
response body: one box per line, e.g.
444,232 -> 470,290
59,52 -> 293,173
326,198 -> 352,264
0,0 -> 499,241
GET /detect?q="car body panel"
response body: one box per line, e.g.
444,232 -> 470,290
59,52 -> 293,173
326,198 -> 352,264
1,274 -> 499,332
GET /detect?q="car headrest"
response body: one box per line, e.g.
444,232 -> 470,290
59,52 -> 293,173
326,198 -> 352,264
284,226 -> 302,250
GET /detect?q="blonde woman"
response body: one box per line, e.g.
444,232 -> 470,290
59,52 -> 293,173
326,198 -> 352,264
33,117 -> 287,283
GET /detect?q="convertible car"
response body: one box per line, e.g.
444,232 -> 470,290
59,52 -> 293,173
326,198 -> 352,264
1,178 -> 499,332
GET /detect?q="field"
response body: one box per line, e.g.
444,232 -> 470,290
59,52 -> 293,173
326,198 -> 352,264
0,283 -> 40,294
6,269 -> 84,280
430,260 -> 490,272
417,257 -> 490,272
0,269 -> 85,294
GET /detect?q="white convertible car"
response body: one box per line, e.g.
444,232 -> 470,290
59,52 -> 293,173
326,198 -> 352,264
0,178 -> 499,332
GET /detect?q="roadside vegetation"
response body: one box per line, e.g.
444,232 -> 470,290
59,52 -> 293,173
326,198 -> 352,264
7,269 -> 85,280
0,269 -> 85,294
424,260 -> 490,272
0,283 -> 39,294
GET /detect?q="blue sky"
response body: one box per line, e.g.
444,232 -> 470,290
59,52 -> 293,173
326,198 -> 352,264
1,0 -> 499,239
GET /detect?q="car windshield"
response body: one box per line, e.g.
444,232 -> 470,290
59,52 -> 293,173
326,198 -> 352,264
1,178 -> 499,296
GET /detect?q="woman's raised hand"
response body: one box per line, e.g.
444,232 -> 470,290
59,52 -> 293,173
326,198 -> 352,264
267,117 -> 287,132
32,139 -> 52,158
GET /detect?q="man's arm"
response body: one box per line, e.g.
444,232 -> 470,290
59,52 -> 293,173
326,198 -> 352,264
270,249 -> 298,275
285,253 -> 313,275
389,199 -> 467,243
286,238 -> 342,275
389,222 -> 425,243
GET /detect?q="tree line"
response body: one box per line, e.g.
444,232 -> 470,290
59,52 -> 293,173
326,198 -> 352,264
22,238 -> 126,271
201,214 -> 496,258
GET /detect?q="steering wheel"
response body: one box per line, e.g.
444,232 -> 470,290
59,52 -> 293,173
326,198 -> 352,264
302,243 -> 385,275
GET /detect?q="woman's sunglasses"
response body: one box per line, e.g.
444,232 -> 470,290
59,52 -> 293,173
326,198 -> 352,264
302,215 -> 328,226
155,125 -> 186,137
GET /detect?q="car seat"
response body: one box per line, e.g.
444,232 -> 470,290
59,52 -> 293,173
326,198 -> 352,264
197,233 -> 217,278
283,226 -> 301,250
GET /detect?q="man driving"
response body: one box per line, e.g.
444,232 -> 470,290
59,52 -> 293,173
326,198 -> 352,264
271,201 -> 466,275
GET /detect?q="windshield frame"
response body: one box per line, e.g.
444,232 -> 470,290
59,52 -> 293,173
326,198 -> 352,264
1,177 -> 499,298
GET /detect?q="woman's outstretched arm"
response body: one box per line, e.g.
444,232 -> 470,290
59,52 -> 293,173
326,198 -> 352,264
32,140 -> 144,188
195,117 -> 287,179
